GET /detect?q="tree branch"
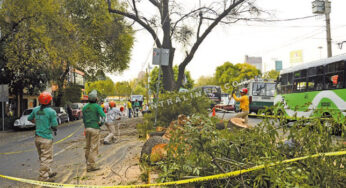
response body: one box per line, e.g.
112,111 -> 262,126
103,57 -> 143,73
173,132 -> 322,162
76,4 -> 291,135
0,15 -> 35,43
132,0 -> 139,18
196,12 -> 203,39
170,7 -> 215,37
107,0 -> 162,47
176,0 -> 246,89
210,152 -> 226,173
148,0 -> 160,9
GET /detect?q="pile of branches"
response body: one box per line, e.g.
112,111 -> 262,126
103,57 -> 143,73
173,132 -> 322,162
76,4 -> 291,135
151,114 -> 345,187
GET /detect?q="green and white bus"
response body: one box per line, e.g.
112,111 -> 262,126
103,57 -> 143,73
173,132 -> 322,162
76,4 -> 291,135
235,79 -> 276,113
275,54 -> 346,123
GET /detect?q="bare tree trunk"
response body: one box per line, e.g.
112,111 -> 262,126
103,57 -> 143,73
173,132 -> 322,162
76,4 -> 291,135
161,0 -> 175,91
54,65 -> 70,106
161,49 -> 175,91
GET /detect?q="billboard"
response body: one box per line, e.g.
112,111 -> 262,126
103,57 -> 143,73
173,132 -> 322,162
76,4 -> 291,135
290,50 -> 303,64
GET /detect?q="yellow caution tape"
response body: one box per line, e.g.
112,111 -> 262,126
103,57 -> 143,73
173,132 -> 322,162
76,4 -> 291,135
0,125 -> 82,155
0,150 -> 344,187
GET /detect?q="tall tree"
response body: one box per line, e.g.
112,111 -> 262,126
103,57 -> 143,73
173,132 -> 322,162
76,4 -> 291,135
215,62 -> 260,92
0,0 -> 64,114
52,0 -> 134,105
85,78 -> 116,100
0,0 -> 135,108
262,70 -> 280,80
195,76 -> 217,88
107,0 -> 260,91
115,81 -> 132,97
149,65 -> 194,93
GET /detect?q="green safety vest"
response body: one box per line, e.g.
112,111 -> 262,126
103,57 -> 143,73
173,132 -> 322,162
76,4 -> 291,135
28,106 -> 58,140
82,103 -> 106,129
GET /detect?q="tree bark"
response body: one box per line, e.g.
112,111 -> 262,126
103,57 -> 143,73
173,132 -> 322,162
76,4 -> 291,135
54,64 -> 70,106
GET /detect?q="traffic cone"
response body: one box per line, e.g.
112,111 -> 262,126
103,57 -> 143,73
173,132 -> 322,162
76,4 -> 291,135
212,107 -> 216,117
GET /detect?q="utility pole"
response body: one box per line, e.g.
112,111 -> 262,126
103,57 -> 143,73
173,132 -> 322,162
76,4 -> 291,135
325,0 -> 332,57
312,0 -> 332,57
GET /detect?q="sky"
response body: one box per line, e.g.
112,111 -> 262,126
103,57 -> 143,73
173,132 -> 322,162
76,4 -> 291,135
107,0 -> 346,82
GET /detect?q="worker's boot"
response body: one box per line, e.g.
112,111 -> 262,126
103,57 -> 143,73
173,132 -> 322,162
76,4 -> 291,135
49,172 -> 57,178
87,166 -> 101,172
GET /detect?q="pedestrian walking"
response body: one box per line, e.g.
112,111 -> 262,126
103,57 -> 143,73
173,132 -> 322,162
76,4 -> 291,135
28,92 -> 58,182
82,90 -> 106,172
104,101 -> 122,145
127,99 -> 132,118
232,88 -> 250,124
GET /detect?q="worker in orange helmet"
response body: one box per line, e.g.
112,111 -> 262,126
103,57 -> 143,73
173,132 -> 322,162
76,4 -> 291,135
232,88 -> 250,124
104,101 -> 122,145
27,92 -> 58,182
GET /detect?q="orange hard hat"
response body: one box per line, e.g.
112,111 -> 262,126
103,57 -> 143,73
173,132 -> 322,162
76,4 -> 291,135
38,92 -> 52,105
120,106 -> 124,112
109,101 -> 116,107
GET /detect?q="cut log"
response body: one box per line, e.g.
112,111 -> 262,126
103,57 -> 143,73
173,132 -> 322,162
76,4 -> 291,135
141,136 -> 169,161
228,118 -> 250,129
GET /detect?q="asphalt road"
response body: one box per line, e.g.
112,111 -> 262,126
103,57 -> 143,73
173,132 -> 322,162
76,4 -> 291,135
0,120 -> 84,187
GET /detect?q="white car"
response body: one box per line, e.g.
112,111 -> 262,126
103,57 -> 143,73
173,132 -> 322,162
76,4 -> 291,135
13,108 -> 35,130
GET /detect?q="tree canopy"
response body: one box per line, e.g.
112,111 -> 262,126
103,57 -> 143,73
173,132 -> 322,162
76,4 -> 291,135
215,62 -> 260,92
85,78 -> 116,100
263,70 -> 280,80
194,76 -> 218,88
115,81 -> 132,97
0,0 -> 134,107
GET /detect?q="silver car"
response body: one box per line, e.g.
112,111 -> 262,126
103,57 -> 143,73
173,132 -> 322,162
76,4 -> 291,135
13,108 -> 35,130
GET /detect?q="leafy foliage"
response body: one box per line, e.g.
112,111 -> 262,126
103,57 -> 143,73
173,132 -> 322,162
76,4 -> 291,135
138,91 -> 211,138
263,70 -> 280,80
61,85 -> 83,104
194,76 -> 218,88
115,81 -> 132,97
85,78 -> 116,100
215,62 -> 261,93
0,0 -> 134,99
151,111 -> 345,187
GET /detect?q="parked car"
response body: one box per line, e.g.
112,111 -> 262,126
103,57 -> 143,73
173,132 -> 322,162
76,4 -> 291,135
70,103 -> 83,120
52,107 -> 69,124
13,108 -> 35,130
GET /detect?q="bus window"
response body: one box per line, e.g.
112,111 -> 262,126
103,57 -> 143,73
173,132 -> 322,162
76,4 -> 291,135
288,73 -> 293,85
281,74 -> 288,85
265,83 -> 275,96
307,67 -> 316,76
316,66 -> 324,75
294,79 -> 306,92
324,61 -> 344,89
253,82 -> 265,96
308,76 -> 323,91
325,73 -> 344,89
